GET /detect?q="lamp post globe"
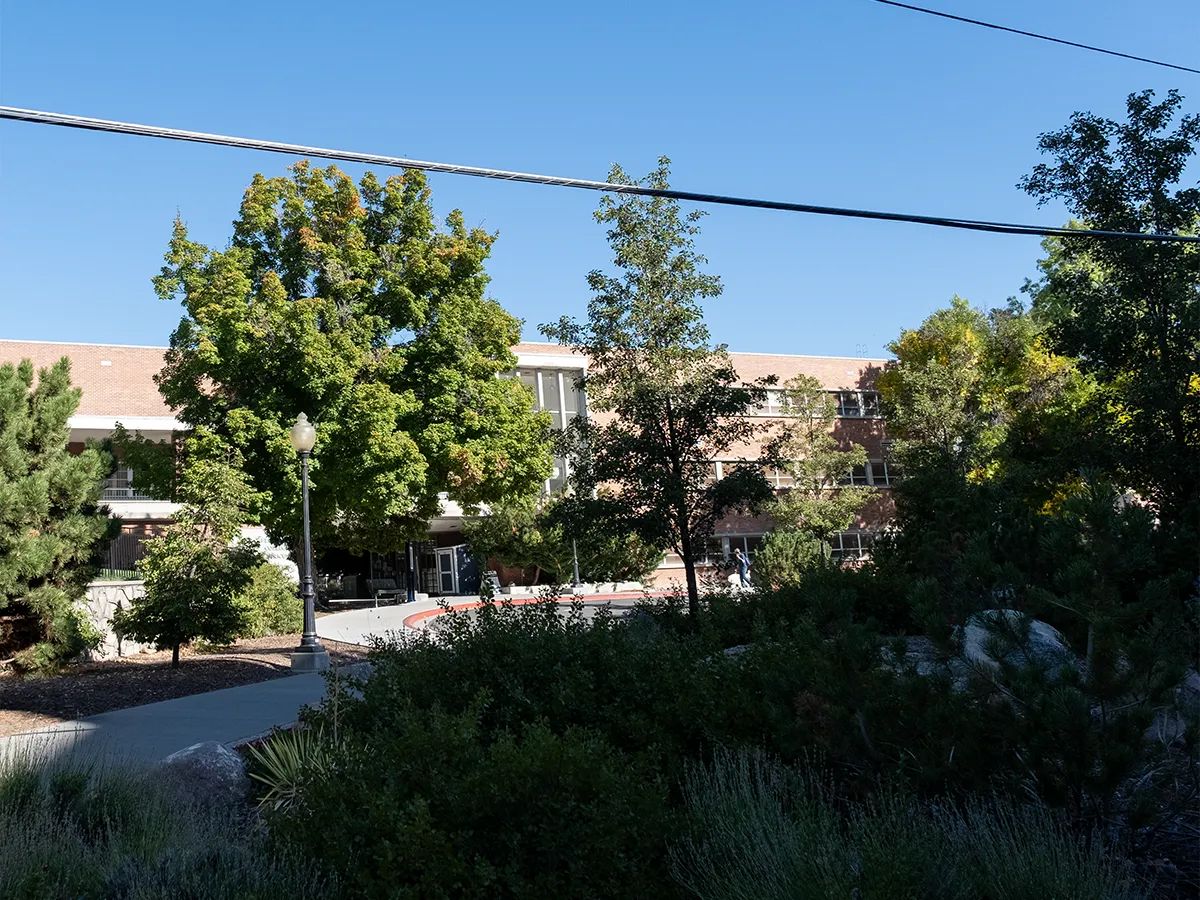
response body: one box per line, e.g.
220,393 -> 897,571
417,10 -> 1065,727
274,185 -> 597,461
290,412 -> 316,453
290,412 -> 329,672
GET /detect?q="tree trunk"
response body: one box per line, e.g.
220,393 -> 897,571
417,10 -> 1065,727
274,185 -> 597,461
678,514 -> 700,619
172,643 -> 180,668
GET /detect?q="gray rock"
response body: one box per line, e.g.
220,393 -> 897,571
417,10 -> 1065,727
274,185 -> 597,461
158,740 -> 250,809
960,609 -> 1077,679
880,636 -> 971,691
723,644 -> 753,658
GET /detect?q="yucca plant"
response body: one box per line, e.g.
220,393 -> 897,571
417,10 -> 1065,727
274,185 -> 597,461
244,727 -> 335,812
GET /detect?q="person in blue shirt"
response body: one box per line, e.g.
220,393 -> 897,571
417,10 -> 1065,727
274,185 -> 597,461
734,548 -> 751,587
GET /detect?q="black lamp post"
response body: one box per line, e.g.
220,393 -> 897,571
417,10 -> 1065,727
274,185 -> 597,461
571,537 -> 581,590
290,413 -> 330,672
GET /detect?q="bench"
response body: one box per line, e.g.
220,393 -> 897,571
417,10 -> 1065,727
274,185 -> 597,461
365,578 -> 407,606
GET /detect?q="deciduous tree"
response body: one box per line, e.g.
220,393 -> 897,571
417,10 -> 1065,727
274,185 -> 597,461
464,493 -> 663,586
754,375 -> 872,587
114,431 -> 261,667
1020,89 -> 1199,531
542,158 -> 772,616
139,162 -> 553,558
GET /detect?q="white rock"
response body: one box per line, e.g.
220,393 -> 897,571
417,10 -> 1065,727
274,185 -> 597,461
158,740 -> 250,809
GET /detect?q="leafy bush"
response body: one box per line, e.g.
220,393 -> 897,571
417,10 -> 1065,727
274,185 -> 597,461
0,751 -> 332,899
238,563 -> 303,638
12,602 -> 103,673
321,598 -> 751,784
269,702 -> 673,899
672,748 -> 1147,900
464,493 -> 663,584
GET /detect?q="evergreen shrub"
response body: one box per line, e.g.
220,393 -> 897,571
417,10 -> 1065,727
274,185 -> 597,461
268,702 -> 674,900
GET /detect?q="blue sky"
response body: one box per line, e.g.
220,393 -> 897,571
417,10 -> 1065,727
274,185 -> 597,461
1,0 -> 1196,357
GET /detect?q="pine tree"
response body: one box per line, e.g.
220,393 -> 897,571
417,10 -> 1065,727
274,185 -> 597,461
0,358 -> 116,670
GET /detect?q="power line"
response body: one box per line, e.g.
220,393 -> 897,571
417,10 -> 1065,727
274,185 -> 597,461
1,105 -> 1198,244
871,0 -> 1200,75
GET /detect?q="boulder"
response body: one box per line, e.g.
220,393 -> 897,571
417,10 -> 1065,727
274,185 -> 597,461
960,609 -> 1077,679
880,636 -> 971,691
157,740 -> 250,809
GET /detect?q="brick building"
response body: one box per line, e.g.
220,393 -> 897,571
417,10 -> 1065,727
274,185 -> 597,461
0,338 -> 892,593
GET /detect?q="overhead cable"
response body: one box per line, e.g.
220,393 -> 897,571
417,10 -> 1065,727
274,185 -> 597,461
1,105 -> 1198,244
871,0 -> 1200,75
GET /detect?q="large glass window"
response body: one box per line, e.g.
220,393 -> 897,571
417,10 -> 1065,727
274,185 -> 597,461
510,365 -> 587,495
539,371 -> 562,429
838,464 -> 870,486
829,531 -> 874,561
835,391 -> 861,417
830,390 -> 882,418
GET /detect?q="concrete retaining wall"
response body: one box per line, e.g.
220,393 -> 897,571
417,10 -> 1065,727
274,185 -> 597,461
83,580 -> 154,658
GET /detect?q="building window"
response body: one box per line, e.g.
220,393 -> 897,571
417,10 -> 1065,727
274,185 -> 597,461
831,390 -> 882,418
761,389 -> 786,416
867,459 -> 899,487
828,531 -> 873,561
838,464 -> 870,486
513,366 -> 586,495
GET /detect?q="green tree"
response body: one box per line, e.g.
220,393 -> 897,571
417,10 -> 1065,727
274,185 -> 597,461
1020,89 -> 1200,532
0,358 -> 116,670
139,162 -> 552,559
542,158 -> 772,616
875,298 -> 1094,615
114,431 -> 261,667
757,374 -> 872,585
464,493 -> 663,585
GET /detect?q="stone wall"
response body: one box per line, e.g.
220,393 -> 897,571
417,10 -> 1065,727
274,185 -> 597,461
83,580 -> 155,658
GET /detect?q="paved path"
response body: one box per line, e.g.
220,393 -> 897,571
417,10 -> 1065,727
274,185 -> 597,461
0,669 -> 358,767
0,590 -> 660,769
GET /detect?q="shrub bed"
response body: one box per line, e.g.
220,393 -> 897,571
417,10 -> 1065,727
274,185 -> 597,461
254,581 -> 1184,898
0,752 -> 332,899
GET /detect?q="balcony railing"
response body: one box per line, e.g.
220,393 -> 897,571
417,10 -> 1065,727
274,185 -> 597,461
101,468 -> 154,502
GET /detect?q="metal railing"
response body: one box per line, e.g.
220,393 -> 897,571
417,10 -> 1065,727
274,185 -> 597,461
96,532 -> 152,581
101,468 -> 155,502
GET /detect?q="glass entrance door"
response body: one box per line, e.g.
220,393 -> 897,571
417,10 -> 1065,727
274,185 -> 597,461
436,548 -> 457,595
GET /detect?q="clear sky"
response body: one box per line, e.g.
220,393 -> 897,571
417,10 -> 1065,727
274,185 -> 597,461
1,0 -> 1196,357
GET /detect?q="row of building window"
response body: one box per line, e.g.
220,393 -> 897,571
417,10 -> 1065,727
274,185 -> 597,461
719,458 -> 898,489
756,389 -> 882,418
662,530 -> 875,568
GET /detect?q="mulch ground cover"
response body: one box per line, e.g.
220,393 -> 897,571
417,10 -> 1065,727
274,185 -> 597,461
0,633 -> 367,736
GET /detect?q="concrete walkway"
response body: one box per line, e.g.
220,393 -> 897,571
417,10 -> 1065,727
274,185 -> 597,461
0,589 -> 659,769
0,666 -> 370,767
